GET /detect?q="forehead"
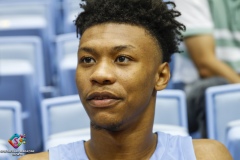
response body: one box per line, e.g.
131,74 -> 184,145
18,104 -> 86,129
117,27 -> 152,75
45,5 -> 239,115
80,23 -> 161,56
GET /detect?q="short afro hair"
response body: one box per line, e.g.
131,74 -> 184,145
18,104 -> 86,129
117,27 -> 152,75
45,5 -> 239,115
75,0 -> 185,62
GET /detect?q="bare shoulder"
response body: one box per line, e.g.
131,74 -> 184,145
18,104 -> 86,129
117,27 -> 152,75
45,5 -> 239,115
18,152 -> 49,160
193,139 -> 233,160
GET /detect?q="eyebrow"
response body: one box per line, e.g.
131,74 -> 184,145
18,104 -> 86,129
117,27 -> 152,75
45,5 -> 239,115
78,47 -> 97,55
78,45 -> 135,55
112,45 -> 135,52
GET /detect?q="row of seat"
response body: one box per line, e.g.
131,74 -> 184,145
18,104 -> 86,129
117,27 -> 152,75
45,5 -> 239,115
0,0 -> 82,34
0,1 -> 80,156
0,85 -> 240,159
0,0 -> 83,86
0,36 -> 43,152
0,34 -> 78,94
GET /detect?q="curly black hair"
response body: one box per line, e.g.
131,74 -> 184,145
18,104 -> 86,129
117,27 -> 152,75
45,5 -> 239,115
75,0 -> 185,62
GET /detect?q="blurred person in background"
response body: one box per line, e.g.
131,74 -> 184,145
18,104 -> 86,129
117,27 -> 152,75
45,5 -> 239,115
173,0 -> 240,138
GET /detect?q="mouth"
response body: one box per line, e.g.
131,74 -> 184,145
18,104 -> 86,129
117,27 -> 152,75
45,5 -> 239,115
86,91 -> 122,108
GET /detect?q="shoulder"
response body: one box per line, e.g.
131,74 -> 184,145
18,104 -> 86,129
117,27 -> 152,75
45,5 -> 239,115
193,139 -> 233,160
18,152 -> 49,160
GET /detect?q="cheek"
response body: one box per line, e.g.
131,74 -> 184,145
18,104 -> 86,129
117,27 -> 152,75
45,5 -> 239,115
75,70 -> 81,88
121,72 -> 155,120
75,69 -> 88,94
110,77 -> 152,123
122,69 -> 156,100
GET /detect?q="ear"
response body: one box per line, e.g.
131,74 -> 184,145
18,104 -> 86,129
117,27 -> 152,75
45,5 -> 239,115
155,62 -> 170,91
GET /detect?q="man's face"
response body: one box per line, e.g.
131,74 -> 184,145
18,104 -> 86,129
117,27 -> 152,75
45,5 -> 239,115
76,23 -> 168,131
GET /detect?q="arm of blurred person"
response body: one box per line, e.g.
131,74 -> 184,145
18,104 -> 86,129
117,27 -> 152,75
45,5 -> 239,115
18,152 -> 48,160
184,35 -> 240,83
193,139 -> 233,160
174,0 -> 240,83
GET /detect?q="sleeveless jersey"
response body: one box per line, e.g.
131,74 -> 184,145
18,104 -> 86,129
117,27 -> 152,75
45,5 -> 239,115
49,131 -> 196,160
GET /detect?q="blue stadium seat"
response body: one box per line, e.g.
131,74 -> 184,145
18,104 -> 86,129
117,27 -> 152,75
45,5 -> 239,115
0,101 -> 23,141
0,101 -> 24,160
155,90 -> 188,129
0,101 -> 24,152
0,1 -> 55,85
55,33 -> 79,95
0,36 -> 44,151
41,95 -> 89,150
226,120 -> 240,160
206,84 -> 240,144
0,74 -> 42,151
0,36 -> 45,87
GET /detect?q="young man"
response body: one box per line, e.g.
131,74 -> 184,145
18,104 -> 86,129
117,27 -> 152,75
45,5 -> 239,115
19,0 -> 232,159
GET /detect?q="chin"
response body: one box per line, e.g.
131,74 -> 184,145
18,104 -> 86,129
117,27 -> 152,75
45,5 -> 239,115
90,120 -> 124,132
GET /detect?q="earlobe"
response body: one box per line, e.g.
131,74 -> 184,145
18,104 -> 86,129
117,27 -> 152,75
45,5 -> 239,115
155,62 -> 170,91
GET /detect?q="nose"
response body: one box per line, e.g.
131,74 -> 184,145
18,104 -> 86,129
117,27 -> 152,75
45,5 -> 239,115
90,61 -> 116,85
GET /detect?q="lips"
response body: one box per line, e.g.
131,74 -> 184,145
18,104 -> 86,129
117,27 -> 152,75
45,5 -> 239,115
86,92 -> 122,108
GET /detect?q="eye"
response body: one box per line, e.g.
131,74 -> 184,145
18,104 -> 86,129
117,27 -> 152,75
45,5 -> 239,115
115,56 -> 130,63
80,57 -> 95,64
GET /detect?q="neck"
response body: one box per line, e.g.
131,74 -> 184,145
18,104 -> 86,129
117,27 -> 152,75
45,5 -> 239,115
85,125 -> 157,160
84,97 -> 158,160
